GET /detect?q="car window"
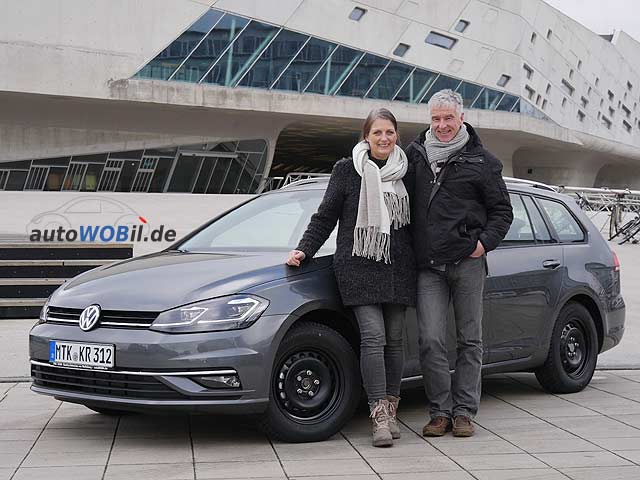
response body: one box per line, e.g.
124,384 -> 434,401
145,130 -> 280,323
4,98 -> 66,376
180,190 -> 337,253
501,194 -> 535,245
101,201 -> 124,213
65,200 -> 101,213
522,196 -> 552,243
537,198 -> 585,243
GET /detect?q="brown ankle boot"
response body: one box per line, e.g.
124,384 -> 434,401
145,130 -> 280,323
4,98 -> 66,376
369,399 -> 393,447
422,416 -> 452,437
386,395 -> 401,439
452,416 -> 475,437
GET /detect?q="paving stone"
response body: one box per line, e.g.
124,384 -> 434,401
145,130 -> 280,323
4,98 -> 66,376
451,453 -> 548,470
282,458 -> 373,477
29,436 -> 112,453
381,473 -> 474,480
534,450 -> 632,468
273,436 -> 359,460
22,449 -> 110,467
561,465 -> 640,480
433,439 -> 522,455
0,468 -> 13,480
195,461 -> 285,479
194,440 -> 278,463
0,452 -> 26,468
590,437 -> 640,450
471,468 -> 568,480
109,437 -> 192,465
0,430 -> 40,441
0,440 -> 34,454
549,416 -> 640,438
365,455 -> 461,474
355,440 -> 441,458
614,449 -> 640,463
104,462 -> 195,480
0,410 -> 52,430
506,437 -> 601,453
12,465 -> 105,480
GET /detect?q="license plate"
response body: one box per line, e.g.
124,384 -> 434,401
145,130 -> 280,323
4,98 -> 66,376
49,340 -> 114,370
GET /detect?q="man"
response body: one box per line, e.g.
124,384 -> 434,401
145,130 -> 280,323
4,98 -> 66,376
405,89 -> 513,437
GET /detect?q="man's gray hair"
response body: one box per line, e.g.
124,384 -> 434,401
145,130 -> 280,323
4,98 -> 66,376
427,89 -> 464,116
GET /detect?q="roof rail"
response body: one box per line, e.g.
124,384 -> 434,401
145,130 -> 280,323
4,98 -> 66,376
279,172 -> 331,189
503,176 -> 558,192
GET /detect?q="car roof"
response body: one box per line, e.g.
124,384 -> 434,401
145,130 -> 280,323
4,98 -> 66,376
270,176 -> 574,202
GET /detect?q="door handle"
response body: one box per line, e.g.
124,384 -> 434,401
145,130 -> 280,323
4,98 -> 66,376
542,259 -> 561,269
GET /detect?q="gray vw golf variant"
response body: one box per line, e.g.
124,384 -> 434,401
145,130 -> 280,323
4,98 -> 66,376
29,178 -> 625,442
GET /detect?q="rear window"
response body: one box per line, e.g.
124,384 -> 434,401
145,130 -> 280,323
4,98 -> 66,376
501,194 -> 535,245
537,198 -> 585,243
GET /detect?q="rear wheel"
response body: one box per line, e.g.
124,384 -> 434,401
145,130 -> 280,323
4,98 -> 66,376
262,321 -> 360,442
535,302 -> 598,393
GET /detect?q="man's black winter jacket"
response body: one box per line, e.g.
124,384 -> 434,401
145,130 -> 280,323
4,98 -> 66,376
405,123 -> 513,268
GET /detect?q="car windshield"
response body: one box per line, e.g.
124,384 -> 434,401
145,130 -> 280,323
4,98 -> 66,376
179,189 -> 337,254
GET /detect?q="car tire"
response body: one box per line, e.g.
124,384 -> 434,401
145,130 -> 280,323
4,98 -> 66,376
535,302 -> 598,393
262,321 -> 360,442
85,405 -> 134,416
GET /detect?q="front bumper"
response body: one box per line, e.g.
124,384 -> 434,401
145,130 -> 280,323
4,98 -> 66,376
29,314 -> 290,413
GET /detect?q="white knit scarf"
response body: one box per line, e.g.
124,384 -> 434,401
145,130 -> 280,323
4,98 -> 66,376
351,141 -> 410,264
424,123 -> 470,175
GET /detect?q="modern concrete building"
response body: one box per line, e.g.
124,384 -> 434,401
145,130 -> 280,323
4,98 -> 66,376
2,0 -> 640,193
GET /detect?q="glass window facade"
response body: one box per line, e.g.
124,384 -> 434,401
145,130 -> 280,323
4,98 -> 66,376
337,53 -> 388,98
136,9 -> 224,80
366,62 -> 413,100
202,21 -> 280,86
129,7 -> 549,127
306,46 -> 362,95
171,14 -> 249,82
271,38 -> 336,92
394,69 -> 437,103
1,140 -> 268,194
238,30 -> 308,89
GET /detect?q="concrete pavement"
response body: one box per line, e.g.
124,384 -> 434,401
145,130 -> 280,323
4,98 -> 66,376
4,372 -> 640,479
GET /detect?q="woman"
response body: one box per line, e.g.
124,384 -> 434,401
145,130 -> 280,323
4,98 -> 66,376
286,108 -> 416,447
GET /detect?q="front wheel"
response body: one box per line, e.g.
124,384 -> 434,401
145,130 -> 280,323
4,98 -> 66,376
262,321 -> 360,442
535,302 -> 598,393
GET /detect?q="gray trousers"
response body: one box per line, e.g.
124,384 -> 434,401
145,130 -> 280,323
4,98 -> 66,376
416,256 -> 486,419
352,304 -> 405,404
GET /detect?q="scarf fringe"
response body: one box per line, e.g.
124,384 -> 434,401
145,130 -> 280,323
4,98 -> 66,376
352,227 -> 391,264
384,192 -> 411,229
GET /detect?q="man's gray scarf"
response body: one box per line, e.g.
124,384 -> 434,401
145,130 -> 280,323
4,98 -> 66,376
352,141 -> 410,264
424,123 -> 470,175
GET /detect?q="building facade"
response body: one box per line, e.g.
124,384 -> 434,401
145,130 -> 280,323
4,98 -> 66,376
1,0 -> 640,192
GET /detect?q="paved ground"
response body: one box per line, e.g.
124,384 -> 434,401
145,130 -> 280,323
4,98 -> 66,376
4,372 -> 640,479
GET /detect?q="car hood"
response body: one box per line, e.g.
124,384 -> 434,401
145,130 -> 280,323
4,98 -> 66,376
52,250 -> 332,311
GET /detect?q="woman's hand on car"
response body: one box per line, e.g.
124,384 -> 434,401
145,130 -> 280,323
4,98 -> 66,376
286,250 -> 306,267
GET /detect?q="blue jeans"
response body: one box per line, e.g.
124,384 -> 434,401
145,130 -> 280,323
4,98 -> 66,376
352,304 -> 405,404
416,256 -> 486,419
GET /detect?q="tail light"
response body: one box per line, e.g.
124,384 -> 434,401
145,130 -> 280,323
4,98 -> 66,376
612,251 -> 620,272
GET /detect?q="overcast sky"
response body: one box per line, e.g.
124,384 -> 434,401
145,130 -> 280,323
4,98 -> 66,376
544,0 -> 640,42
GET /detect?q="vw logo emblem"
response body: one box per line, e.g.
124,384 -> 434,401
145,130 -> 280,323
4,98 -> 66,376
79,305 -> 101,331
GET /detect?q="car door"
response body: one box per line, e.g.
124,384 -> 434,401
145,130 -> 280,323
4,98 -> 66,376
486,193 -> 563,364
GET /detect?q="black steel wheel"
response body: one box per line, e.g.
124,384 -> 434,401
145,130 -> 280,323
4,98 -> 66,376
535,302 -> 598,393
262,321 -> 360,442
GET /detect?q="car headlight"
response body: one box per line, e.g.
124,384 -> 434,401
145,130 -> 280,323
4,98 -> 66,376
150,295 -> 269,333
37,297 -> 50,325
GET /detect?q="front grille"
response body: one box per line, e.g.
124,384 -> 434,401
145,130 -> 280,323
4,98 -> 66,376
32,363 -> 184,399
47,306 -> 158,329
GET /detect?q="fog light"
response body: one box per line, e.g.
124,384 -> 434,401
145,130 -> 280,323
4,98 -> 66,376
194,375 -> 241,389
